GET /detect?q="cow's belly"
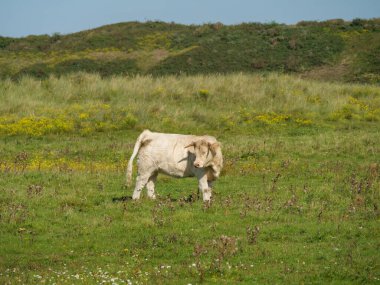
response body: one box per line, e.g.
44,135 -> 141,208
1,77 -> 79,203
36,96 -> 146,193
157,158 -> 193,178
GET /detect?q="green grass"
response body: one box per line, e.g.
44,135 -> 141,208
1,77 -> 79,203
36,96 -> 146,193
0,73 -> 379,284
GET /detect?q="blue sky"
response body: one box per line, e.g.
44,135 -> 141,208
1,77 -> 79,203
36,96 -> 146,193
1,0 -> 379,37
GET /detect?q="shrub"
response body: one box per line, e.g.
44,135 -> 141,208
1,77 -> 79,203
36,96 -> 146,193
197,89 -> 211,100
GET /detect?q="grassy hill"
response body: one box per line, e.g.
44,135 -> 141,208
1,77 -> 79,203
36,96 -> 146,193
1,19 -> 380,83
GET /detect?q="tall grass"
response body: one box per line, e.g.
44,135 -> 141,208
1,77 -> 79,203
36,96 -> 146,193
1,73 -> 379,131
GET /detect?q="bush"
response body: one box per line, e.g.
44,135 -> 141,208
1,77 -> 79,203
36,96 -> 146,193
0,37 -> 14,49
351,18 -> 365,27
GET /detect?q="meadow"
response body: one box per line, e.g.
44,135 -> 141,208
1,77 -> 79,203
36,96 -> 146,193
0,73 -> 379,284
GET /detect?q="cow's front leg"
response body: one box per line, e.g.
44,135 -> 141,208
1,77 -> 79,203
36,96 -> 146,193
198,174 -> 212,202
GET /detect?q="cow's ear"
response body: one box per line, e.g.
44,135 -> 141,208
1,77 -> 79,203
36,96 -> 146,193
184,142 -> 195,152
208,142 -> 220,155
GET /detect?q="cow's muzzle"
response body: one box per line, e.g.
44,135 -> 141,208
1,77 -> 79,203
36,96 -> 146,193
194,162 -> 202,168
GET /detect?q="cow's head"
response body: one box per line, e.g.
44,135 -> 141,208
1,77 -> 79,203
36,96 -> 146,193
185,139 -> 220,168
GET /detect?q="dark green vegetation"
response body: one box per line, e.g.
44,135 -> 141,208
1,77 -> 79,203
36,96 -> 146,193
0,74 -> 379,284
1,18 -> 380,83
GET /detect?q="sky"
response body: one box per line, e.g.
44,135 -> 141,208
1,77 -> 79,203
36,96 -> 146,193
0,0 -> 379,37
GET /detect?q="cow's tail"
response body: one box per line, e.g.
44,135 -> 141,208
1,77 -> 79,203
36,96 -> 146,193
126,130 -> 151,187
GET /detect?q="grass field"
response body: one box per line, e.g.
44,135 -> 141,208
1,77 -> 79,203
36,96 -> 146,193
0,73 -> 379,284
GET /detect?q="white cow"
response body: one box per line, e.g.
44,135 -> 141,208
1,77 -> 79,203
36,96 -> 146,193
126,130 -> 223,201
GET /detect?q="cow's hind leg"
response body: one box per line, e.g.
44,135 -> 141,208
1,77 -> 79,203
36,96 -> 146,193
146,172 -> 158,199
132,168 -> 157,200
132,157 -> 157,200
132,174 -> 149,200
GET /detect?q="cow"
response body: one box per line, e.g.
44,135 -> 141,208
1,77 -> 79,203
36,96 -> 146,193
126,130 -> 223,202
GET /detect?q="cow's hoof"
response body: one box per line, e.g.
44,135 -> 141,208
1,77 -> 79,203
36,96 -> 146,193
203,200 -> 212,209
